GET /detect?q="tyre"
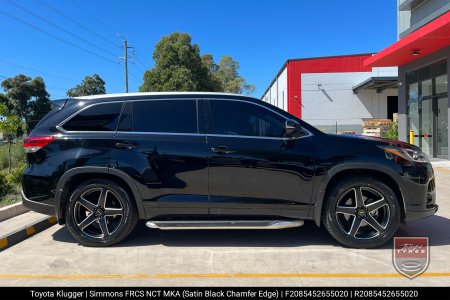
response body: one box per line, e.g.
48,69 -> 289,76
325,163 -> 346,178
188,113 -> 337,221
322,176 -> 400,248
65,179 -> 138,247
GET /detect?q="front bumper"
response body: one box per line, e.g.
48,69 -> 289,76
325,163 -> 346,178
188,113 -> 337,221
21,190 -> 55,216
401,162 -> 438,222
405,204 -> 439,222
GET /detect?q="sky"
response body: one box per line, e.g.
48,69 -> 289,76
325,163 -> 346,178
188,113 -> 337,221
0,0 -> 398,99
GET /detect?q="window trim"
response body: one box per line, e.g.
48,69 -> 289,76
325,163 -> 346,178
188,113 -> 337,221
57,97 -> 313,140
56,101 -> 124,133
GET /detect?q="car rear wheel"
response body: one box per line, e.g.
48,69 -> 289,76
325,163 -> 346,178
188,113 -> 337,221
65,179 -> 137,247
322,176 -> 400,248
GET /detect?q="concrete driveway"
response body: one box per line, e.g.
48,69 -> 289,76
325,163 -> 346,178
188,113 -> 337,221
1,168 -> 449,286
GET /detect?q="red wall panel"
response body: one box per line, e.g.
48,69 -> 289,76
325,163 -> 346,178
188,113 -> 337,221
287,54 -> 373,118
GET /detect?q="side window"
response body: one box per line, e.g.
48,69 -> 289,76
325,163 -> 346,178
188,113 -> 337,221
133,100 -> 197,133
209,100 -> 285,137
62,102 -> 122,131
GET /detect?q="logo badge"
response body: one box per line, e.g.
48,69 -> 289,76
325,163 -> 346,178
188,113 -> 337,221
393,237 -> 429,279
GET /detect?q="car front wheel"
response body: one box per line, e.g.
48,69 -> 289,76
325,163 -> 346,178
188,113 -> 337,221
323,176 -> 400,248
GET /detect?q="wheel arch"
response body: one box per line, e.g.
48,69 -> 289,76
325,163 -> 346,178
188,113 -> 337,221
313,164 -> 406,226
55,167 -> 145,224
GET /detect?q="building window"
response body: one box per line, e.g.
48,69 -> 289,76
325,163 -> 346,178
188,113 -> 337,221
406,59 -> 448,158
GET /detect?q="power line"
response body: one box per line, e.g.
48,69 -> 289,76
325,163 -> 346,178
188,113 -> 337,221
0,59 -> 77,83
0,9 -> 118,64
6,0 -> 118,58
36,0 -> 121,48
71,0 -> 121,39
136,55 -> 149,70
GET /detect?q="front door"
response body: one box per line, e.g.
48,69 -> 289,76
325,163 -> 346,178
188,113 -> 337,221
205,99 -> 315,219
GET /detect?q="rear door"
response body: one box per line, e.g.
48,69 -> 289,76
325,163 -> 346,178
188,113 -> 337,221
205,99 -> 315,219
111,98 -> 209,219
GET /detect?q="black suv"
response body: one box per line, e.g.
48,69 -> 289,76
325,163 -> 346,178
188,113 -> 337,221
22,92 -> 438,248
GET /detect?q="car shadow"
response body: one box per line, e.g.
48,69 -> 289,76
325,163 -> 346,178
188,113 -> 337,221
52,215 -> 450,249
52,221 -> 340,248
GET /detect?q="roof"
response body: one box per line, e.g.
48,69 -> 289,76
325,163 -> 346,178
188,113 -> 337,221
71,92 -> 257,101
352,76 -> 398,93
364,11 -> 450,67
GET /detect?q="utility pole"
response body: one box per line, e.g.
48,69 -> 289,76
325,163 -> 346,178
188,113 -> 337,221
124,39 -> 128,93
120,39 -> 134,93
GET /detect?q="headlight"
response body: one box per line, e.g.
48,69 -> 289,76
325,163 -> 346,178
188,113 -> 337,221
383,147 -> 429,163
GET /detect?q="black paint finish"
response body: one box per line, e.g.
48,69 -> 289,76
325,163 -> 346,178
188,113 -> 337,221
21,93 -> 437,226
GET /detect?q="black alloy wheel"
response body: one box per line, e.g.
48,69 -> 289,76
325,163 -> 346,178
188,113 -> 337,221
66,179 -> 137,247
323,176 -> 400,248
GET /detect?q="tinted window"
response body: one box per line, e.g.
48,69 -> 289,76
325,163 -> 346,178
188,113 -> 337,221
62,102 -> 122,131
117,101 -> 132,131
133,100 -> 197,133
209,100 -> 285,137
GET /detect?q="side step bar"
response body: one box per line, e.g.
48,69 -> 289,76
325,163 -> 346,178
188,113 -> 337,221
146,220 -> 304,230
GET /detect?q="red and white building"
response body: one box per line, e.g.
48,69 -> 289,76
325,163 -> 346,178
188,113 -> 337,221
261,54 -> 399,134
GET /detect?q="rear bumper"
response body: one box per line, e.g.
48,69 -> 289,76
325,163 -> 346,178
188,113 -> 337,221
21,190 -> 55,216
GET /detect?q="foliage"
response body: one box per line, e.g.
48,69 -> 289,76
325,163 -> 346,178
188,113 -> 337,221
140,33 -> 215,92
216,56 -> 255,95
384,120 -> 398,140
0,104 -> 26,172
0,144 -> 26,206
0,143 -> 26,170
67,74 -> 106,97
140,33 -> 254,94
0,74 -> 51,132
0,171 -> 11,197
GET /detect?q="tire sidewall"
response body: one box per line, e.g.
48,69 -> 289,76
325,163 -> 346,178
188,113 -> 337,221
323,177 -> 401,248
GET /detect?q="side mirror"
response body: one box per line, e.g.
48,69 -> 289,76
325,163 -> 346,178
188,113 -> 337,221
285,119 -> 301,137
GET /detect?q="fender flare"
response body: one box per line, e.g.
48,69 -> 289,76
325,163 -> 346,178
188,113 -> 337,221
54,167 -> 145,222
312,163 -> 406,226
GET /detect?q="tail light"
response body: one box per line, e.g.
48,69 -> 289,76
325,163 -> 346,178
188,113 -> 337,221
23,136 -> 55,153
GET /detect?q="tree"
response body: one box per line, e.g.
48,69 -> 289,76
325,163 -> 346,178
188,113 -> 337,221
140,33 -> 220,92
140,32 -> 255,95
217,56 -> 255,95
1,75 -> 51,132
67,74 -> 106,97
201,54 -> 223,92
0,104 -> 24,173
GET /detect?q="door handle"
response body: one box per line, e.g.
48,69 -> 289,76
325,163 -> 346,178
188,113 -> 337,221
115,141 -> 138,149
211,146 -> 235,154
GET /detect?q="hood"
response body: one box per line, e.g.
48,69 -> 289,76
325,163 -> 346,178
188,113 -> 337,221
329,134 -> 420,150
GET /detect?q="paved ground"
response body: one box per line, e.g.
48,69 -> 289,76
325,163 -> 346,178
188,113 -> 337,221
0,167 -> 449,286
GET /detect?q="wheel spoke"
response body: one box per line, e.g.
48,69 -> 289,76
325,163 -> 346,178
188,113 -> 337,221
348,217 -> 363,237
78,197 -> 96,213
98,217 -> 110,237
366,198 -> 387,212
77,214 -> 97,231
365,215 -> 385,232
336,206 -> 356,215
354,187 -> 364,207
104,207 -> 123,216
97,188 -> 108,208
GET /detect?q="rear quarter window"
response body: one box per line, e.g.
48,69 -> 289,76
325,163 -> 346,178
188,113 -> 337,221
61,102 -> 123,132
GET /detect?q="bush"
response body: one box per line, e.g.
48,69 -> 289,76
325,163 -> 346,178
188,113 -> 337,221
384,120 -> 398,140
6,163 -> 27,185
0,171 -> 12,197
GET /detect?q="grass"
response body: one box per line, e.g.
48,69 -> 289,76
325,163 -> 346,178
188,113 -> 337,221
0,142 -> 26,208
